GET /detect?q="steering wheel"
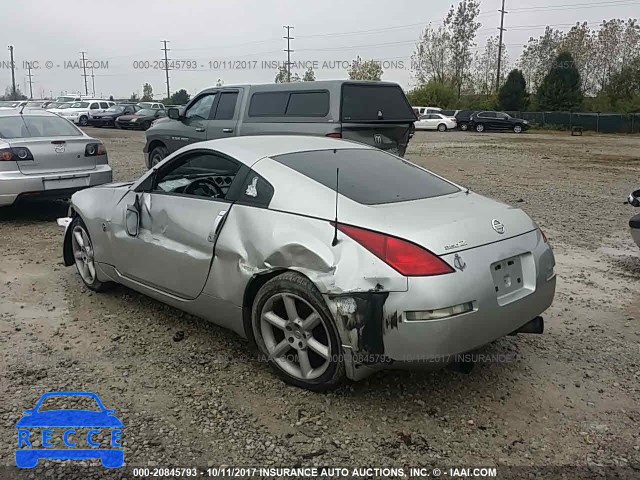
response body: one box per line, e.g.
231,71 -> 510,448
183,177 -> 224,198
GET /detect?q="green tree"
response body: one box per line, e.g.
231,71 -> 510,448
275,66 -> 300,83
445,0 -> 481,97
407,80 -> 457,108
2,86 -> 27,100
170,89 -> 190,105
605,56 -> 640,111
498,69 -> 529,111
537,52 -> 583,111
141,83 -> 153,101
347,56 -> 383,81
302,67 -> 316,81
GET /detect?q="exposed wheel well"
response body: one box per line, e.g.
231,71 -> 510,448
148,140 -> 166,154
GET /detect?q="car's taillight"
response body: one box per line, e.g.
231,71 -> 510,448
85,142 -> 107,156
326,132 -> 342,138
540,228 -> 548,243
0,147 -> 33,161
335,223 -> 454,276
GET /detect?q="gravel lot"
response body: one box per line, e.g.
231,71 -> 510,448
1,128 -> 639,478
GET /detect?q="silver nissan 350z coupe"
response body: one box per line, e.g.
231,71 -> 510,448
59,135 -> 556,391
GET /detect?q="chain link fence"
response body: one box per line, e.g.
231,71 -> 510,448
503,111 -> 640,133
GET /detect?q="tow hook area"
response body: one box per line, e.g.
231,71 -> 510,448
512,316 -> 544,335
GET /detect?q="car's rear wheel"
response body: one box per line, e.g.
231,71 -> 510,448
79,115 -> 88,126
70,217 -> 110,292
513,124 -> 523,133
142,121 -> 151,130
475,123 -> 485,133
459,122 -> 469,131
251,272 -> 345,391
437,123 -> 447,132
150,145 -> 168,167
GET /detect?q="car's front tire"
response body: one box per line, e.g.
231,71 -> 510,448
150,145 -> 169,167
475,123 -> 485,133
251,272 -> 345,391
513,124 -> 523,133
70,217 -> 110,292
79,115 -> 88,126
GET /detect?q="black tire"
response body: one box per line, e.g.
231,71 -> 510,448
69,217 -> 111,292
142,121 -> 151,130
513,124 -> 524,133
78,115 -> 88,126
113,121 -> 120,129
437,123 -> 447,132
459,122 -> 469,131
251,271 -> 345,391
149,145 -> 168,167
475,123 -> 485,133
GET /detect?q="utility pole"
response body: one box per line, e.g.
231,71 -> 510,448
496,0 -> 507,92
91,67 -> 96,97
26,62 -> 34,99
161,40 -> 171,100
7,45 -> 16,99
283,26 -> 294,82
80,51 -> 89,95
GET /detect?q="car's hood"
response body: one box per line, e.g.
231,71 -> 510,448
118,114 -> 143,121
338,191 -> 538,255
16,410 -> 123,427
93,112 -> 119,118
59,108 -> 86,113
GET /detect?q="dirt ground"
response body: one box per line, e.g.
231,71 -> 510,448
1,128 -> 639,478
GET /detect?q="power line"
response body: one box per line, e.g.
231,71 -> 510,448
162,40 -> 171,100
283,26 -> 294,82
496,0 -> 507,92
80,51 -> 89,95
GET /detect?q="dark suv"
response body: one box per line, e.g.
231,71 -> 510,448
143,80 -> 416,168
468,111 -> 529,133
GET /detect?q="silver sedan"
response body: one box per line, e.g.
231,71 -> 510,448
0,109 -> 112,207
58,136 -> 556,391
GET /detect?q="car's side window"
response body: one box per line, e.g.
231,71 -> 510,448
153,151 -> 241,201
90,103 -> 99,110
237,170 -> 274,208
185,94 -> 216,120
100,102 -> 109,109
214,91 -> 239,120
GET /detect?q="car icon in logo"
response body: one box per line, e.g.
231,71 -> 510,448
15,391 -> 123,468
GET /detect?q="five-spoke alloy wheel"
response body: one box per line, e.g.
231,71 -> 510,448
70,217 -> 109,291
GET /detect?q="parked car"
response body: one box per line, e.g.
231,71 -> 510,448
57,100 -> 115,126
0,100 -> 28,110
56,95 -> 82,103
440,109 -> 476,131
0,110 -> 112,207
116,108 -> 167,130
628,189 -> 640,248
144,80 -> 416,168
415,113 -> 457,132
46,102 -> 74,114
88,104 -> 139,128
137,102 -> 165,110
469,111 -> 530,133
412,106 -> 441,116
59,135 -> 555,391
25,101 -> 47,109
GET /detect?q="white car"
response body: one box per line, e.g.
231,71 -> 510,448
0,100 -> 28,110
136,102 -> 165,110
413,106 -> 442,116
56,100 -> 115,126
415,113 -> 457,132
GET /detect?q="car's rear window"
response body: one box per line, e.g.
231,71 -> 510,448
341,84 -> 415,122
0,115 -> 82,138
248,91 -> 329,117
272,148 -> 459,205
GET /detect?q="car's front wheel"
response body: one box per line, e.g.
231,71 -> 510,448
513,124 -> 523,133
79,115 -> 88,126
70,217 -> 110,292
150,145 -> 168,167
475,123 -> 485,133
251,272 -> 345,391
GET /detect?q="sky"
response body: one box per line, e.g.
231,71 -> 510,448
1,0 -> 638,99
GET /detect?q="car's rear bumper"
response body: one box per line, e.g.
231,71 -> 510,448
327,229 -> 556,379
0,165 -> 112,206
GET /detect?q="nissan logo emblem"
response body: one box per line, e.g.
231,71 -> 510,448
491,219 -> 505,234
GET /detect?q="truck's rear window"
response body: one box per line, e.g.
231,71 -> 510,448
341,84 -> 415,122
272,149 -> 459,205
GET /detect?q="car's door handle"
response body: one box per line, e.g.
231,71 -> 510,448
222,128 -> 233,133
195,127 -> 205,132
207,210 -> 228,242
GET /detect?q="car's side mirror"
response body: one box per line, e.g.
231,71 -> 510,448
629,189 -> 640,207
125,206 -> 140,237
168,107 -> 180,120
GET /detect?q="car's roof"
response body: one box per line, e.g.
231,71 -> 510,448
0,109 -> 61,117
186,135 -> 370,166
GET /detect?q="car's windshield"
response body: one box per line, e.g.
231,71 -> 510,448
56,96 -> 76,103
0,115 -> 82,138
70,102 -> 89,108
273,148 -> 460,205
136,109 -> 155,116
106,105 -> 126,113
56,103 -> 73,110
37,395 -> 101,412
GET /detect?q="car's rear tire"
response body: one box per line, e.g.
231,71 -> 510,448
142,121 -> 151,130
150,145 -> 168,167
513,124 -> 523,133
459,122 -> 469,131
79,115 -> 88,126
70,217 -> 110,292
113,121 -> 120,129
437,123 -> 447,132
251,271 -> 345,391
475,123 -> 485,133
